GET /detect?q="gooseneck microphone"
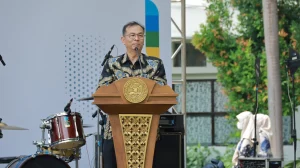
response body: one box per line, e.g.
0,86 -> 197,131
135,47 -> 145,77
0,55 -> 6,66
101,45 -> 115,66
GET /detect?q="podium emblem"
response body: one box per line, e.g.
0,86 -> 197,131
123,78 -> 148,103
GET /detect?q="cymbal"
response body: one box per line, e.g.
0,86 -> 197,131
77,97 -> 94,101
0,123 -> 28,130
82,124 -> 94,128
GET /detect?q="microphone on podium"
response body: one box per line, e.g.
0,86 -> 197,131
135,47 -> 145,77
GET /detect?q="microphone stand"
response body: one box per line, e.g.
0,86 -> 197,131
92,109 -> 106,168
252,57 -> 260,157
0,55 -> 5,139
291,72 -> 297,168
99,112 -> 106,168
135,47 -> 145,77
0,55 -> 5,140
286,48 -> 299,168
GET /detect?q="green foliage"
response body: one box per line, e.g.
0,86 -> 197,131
192,0 -> 300,165
186,144 -> 221,168
192,0 -> 300,119
284,159 -> 300,168
219,145 -> 236,168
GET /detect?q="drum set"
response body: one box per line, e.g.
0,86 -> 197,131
0,110 -> 95,168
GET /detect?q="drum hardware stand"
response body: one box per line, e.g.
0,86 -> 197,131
33,119 -> 52,153
75,157 -> 79,168
92,109 -> 106,168
74,147 -> 80,168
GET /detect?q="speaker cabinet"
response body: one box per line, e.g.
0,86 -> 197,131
153,132 -> 184,168
238,158 -> 282,168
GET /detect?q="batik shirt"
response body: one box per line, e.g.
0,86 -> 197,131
97,53 -> 167,140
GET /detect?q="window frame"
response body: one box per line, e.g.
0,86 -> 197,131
173,79 -> 293,146
172,40 -> 207,67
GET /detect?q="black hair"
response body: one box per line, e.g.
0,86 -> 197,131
122,21 -> 145,35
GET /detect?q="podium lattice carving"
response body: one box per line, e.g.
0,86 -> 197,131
119,114 -> 152,168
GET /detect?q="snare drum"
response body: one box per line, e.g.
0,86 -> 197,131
41,147 -> 81,163
6,154 -> 70,168
46,112 -> 86,149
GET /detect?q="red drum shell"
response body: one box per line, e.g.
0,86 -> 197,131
46,112 -> 86,149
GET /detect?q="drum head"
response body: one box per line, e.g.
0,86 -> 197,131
6,154 -> 70,168
45,112 -> 82,121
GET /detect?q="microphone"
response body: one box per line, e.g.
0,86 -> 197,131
0,55 -> 6,66
92,110 -> 99,118
64,98 -> 73,113
286,48 -> 300,75
85,133 -> 94,137
92,109 -> 105,118
135,47 -> 145,77
101,45 -> 115,66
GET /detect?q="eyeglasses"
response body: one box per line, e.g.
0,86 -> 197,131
125,34 -> 145,40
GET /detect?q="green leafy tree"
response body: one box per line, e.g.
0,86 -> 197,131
192,0 -> 300,119
191,1 -> 300,166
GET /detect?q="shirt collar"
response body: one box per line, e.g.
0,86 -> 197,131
121,53 -> 146,65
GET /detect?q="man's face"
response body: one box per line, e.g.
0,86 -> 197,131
121,25 -> 145,51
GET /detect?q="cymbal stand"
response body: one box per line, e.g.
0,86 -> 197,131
0,118 -> 3,139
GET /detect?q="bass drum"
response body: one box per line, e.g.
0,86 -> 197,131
6,154 -> 70,168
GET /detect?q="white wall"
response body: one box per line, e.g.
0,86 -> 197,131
0,1 -> 171,167
171,2 -> 218,80
171,2 -> 207,39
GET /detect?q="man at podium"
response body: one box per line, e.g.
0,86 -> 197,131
96,21 -> 167,168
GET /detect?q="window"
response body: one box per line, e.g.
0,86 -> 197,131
173,80 -> 292,146
172,41 -> 206,67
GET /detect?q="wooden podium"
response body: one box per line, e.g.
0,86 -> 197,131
92,77 -> 178,168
